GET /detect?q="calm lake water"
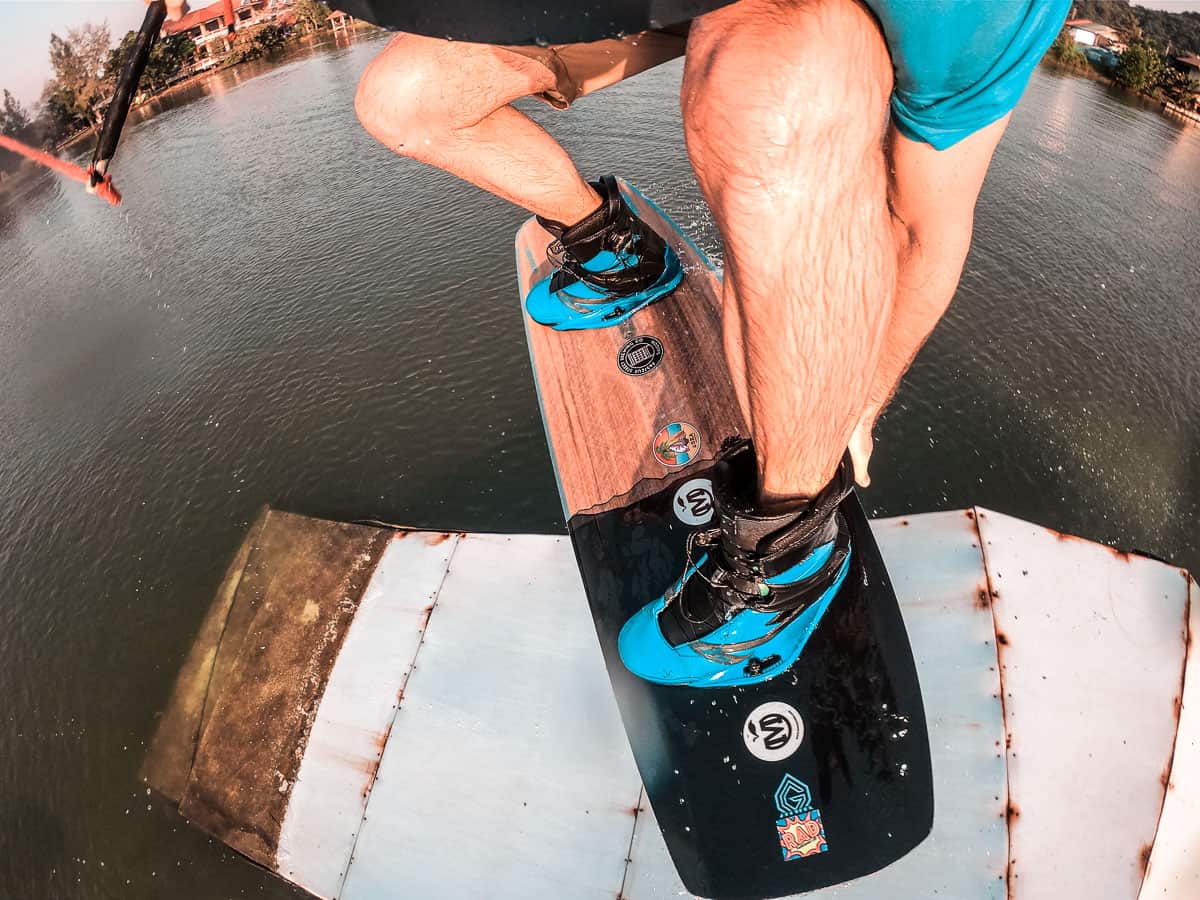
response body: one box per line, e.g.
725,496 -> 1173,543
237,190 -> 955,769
0,33 -> 1198,899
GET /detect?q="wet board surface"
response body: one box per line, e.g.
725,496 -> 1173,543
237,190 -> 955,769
515,182 -> 934,899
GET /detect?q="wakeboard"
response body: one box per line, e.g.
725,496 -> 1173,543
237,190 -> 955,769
516,180 -> 933,899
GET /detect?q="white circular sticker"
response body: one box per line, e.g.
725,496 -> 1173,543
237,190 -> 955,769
673,478 -> 715,526
742,702 -> 805,762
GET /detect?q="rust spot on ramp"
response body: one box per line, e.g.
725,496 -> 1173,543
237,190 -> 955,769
899,519 -> 909,526
424,532 -> 454,546
1004,803 -> 1023,899
1051,528 -> 1138,562
1139,843 -> 1152,875
420,604 -> 435,628
361,722 -> 394,800
965,510 -> 975,520
996,631 -> 1009,646
976,588 -> 990,610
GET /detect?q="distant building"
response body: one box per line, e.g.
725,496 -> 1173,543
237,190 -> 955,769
1066,20 -> 1127,54
164,0 -> 294,64
329,10 -> 355,34
1173,55 -> 1200,88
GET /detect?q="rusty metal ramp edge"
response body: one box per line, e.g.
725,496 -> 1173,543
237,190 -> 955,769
141,508 -> 1197,900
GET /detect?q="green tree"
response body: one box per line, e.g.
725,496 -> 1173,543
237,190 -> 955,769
1072,1 -> 1140,36
222,23 -> 289,66
0,90 -> 36,174
1,90 -> 32,138
1114,39 -> 1166,92
107,31 -> 197,91
1132,6 -> 1200,57
1049,29 -> 1088,67
254,24 -> 288,52
291,0 -> 332,33
47,24 -> 112,127
39,82 -> 89,141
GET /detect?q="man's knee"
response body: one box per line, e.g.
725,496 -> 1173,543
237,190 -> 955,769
355,36 -> 451,156
355,35 -> 550,158
682,0 -> 893,168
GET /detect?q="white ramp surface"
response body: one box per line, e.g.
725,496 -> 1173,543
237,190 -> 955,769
197,511 -> 1194,900
1140,575 -> 1200,897
339,532 -> 642,900
276,532 -> 459,897
815,511 -> 1009,899
976,509 -> 1190,900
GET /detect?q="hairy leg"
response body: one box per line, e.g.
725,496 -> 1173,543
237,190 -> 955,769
683,0 -> 895,503
355,33 -> 599,223
846,116 -> 1010,483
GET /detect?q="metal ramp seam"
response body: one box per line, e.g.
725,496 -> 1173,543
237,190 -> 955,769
331,532 -> 463,900
969,506 -> 1014,898
617,786 -> 648,900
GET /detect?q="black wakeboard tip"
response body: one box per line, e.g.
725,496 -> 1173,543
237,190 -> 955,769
569,483 -> 934,900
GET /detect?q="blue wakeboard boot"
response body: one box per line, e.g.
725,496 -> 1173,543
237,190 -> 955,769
618,438 -> 854,688
525,176 -> 683,331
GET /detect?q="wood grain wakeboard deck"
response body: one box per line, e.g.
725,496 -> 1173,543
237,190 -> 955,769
516,180 -> 933,899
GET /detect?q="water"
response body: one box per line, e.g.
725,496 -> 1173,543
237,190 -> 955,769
1,35 -> 1198,898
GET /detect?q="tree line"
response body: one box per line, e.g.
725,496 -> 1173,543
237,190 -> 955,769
1050,2 -> 1200,107
2,0 -> 337,177
1071,0 -> 1200,55
0,23 -> 197,175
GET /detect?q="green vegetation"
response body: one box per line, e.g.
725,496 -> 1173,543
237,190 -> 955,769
1049,30 -> 1090,71
107,31 -> 197,93
1072,1 -> 1200,55
223,23 -> 291,66
1047,3 -> 1200,110
44,24 -> 113,134
1,90 -> 42,174
1,3 -> 348,166
292,0 -> 334,34
1114,39 -> 1166,93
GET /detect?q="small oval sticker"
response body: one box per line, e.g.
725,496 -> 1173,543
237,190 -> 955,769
673,478 -> 715,526
653,422 -> 701,468
617,335 -> 664,376
743,701 -> 805,762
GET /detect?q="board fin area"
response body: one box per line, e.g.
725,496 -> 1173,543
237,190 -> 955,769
517,180 -> 934,898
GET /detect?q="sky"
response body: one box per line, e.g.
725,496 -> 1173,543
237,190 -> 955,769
4,0 -> 1200,110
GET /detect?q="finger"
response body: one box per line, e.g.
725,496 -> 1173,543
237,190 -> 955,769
847,418 -> 874,488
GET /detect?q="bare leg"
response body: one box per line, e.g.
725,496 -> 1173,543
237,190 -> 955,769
683,0 -> 896,503
847,116 -> 1010,483
355,33 -> 599,224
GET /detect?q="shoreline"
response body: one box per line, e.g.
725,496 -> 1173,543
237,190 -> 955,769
1040,56 -> 1200,127
1,29 -> 383,204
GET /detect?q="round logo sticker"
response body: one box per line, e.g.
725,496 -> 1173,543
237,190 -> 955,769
743,702 -> 805,762
652,422 -> 701,468
617,335 -> 664,376
673,478 -> 715,526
